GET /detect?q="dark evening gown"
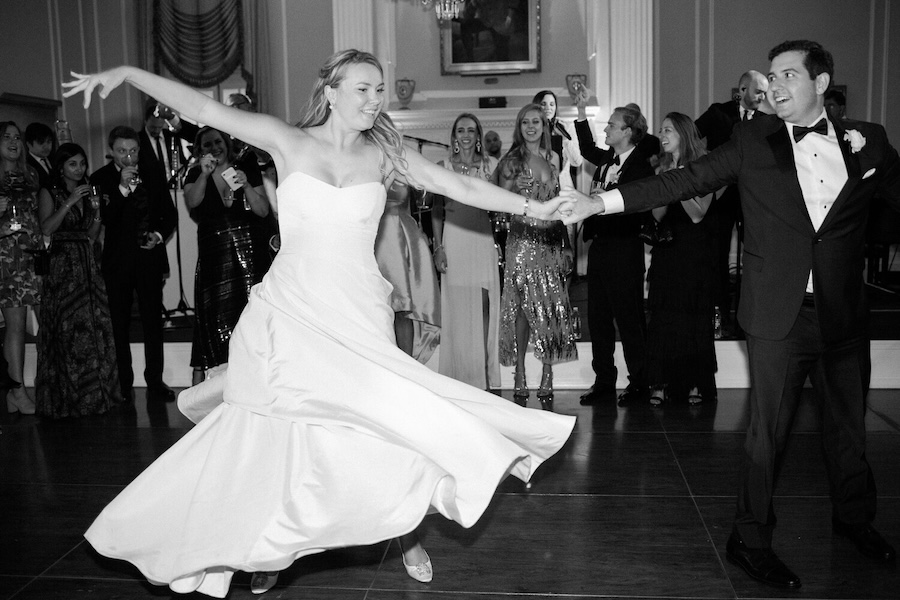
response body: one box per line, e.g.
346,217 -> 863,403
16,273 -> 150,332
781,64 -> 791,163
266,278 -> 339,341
85,172 -> 575,598
186,161 -> 272,370
645,200 -> 718,398
36,186 -> 121,418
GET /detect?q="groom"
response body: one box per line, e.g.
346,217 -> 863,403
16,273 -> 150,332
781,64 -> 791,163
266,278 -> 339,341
560,40 -> 898,588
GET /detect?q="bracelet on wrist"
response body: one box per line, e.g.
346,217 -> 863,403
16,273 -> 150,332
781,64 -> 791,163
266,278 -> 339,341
522,198 -> 529,217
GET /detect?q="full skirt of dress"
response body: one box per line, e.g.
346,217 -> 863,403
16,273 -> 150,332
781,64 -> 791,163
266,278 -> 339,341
84,172 -> 575,598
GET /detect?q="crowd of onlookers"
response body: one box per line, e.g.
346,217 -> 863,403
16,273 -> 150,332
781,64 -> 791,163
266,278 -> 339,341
2,70 -> 800,419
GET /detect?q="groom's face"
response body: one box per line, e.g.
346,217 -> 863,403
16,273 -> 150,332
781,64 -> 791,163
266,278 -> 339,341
767,50 -> 827,127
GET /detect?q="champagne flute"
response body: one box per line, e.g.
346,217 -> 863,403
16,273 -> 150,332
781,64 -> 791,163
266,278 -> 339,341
521,164 -> 534,199
124,154 -> 142,186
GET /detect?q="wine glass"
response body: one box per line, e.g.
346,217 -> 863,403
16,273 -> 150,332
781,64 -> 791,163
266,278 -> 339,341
521,164 -> 534,199
7,195 -> 22,232
123,154 -> 142,186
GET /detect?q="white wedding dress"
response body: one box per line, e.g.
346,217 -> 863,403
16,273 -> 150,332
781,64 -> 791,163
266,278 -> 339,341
85,172 -> 576,598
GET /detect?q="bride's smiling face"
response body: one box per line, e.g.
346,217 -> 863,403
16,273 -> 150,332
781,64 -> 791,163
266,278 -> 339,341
327,63 -> 385,130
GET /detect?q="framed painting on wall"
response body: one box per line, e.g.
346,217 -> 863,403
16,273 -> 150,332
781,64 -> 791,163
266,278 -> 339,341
440,0 -> 540,76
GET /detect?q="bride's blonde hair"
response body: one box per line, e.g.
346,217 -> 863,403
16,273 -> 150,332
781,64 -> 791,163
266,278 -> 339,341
296,49 -> 411,184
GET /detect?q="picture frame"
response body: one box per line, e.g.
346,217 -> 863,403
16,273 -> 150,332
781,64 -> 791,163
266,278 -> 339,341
440,0 -> 540,76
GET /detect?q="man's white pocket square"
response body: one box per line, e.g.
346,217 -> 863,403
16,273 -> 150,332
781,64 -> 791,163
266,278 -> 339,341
862,168 -> 876,179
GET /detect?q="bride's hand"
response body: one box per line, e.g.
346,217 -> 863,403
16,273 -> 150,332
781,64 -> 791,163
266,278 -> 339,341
62,67 -> 129,108
526,196 -> 571,221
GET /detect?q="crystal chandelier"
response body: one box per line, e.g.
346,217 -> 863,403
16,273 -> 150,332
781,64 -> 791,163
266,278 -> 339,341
422,0 -> 462,21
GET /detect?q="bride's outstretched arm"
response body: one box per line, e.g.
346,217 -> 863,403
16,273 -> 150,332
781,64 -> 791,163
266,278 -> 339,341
403,149 -> 570,221
62,66 -> 291,162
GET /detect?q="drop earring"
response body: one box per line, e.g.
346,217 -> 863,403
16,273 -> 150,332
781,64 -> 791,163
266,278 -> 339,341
453,140 -> 460,154
476,140 -> 482,154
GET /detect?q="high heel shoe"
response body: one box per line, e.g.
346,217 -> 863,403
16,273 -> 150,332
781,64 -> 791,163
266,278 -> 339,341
250,571 -> 279,594
537,369 -> 553,411
401,548 -> 433,583
649,387 -> 667,407
513,367 -> 528,405
6,382 -> 35,415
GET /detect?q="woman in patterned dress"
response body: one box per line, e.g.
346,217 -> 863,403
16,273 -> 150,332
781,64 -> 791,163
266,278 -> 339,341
496,104 -> 578,411
35,143 -> 121,417
0,121 -> 43,415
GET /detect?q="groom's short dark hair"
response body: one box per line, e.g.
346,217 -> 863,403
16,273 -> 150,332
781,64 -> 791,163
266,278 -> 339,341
768,40 -> 834,82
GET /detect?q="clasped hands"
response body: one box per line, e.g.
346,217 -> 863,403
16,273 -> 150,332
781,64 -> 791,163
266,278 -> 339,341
542,188 -> 606,225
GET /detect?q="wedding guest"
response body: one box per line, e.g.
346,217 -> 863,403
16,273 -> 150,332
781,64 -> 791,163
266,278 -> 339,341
90,125 -> 178,402
35,143 -> 121,417
0,121 -> 43,415
375,179 -> 440,362
497,103 -> 578,410
484,129 -> 503,159
532,89 -> 582,188
184,127 -> 271,384
432,113 -> 501,390
643,113 -> 720,407
24,122 -> 55,191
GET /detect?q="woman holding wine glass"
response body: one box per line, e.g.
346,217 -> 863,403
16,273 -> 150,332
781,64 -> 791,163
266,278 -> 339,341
496,104 -> 578,410
35,142 -> 121,417
0,121 -> 43,415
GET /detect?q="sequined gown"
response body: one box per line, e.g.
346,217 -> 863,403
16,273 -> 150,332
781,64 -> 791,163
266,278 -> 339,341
374,181 -> 440,363
499,165 -> 578,365
185,162 -> 272,370
35,187 -> 121,418
84,171 -> 576,598
437,157 -> 501,388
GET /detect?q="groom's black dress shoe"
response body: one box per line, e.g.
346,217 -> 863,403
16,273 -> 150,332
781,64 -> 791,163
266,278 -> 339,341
832,519 -> 896,561
725,534 -> 801,589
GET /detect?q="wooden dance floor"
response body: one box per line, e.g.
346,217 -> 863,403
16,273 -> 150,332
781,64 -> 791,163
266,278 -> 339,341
1,387 -> 898,599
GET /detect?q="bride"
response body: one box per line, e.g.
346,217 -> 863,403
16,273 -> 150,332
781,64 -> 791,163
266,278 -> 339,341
64,49 -> 576,598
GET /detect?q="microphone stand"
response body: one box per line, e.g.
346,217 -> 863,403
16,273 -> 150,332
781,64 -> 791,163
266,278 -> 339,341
163,131 -> 194,320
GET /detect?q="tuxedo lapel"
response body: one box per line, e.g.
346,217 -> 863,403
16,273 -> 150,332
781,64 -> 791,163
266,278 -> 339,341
766,122 -> 815,233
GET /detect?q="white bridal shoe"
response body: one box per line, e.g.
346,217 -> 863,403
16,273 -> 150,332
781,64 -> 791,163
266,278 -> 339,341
250,571 -> 279,594
401,548 -> 433,583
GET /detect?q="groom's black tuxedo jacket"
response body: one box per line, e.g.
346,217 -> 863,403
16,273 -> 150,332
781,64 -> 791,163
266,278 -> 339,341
615,113 -> 900,343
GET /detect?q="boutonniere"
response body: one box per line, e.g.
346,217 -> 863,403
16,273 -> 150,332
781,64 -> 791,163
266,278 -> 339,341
609,170 -> 620,186
844,130 -> 866,153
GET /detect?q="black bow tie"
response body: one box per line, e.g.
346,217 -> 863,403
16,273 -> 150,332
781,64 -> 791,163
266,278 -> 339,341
792,119 -> 827,143
608,154 -> 621,166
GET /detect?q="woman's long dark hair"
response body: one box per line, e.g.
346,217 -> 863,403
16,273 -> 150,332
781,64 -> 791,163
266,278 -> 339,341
448,113 -> 491,173
50,143 -> 90,191
657,112 -> 707,173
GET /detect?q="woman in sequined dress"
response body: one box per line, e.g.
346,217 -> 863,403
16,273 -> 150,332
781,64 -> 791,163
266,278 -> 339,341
0,121 -> 43,415
431,113 -> 501,390
497,104 -> 578,410
184,127 -> 272,383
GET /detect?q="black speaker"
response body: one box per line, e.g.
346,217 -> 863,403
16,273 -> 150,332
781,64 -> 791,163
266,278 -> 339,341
478,96 -> 507,109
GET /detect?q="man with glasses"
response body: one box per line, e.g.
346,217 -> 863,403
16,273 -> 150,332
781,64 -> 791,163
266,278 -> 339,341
91,126 -> 178,402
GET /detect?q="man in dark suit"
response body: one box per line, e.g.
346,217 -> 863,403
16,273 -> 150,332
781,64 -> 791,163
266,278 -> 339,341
695,70 -> 768,335
91,126 -> 178,401
573,103 -> 655,406
139,97 -> 200,189
561,40 -> 898,588
24,122 -> 55,191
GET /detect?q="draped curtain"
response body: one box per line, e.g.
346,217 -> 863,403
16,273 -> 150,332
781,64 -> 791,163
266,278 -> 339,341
153,0 -> 244,88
